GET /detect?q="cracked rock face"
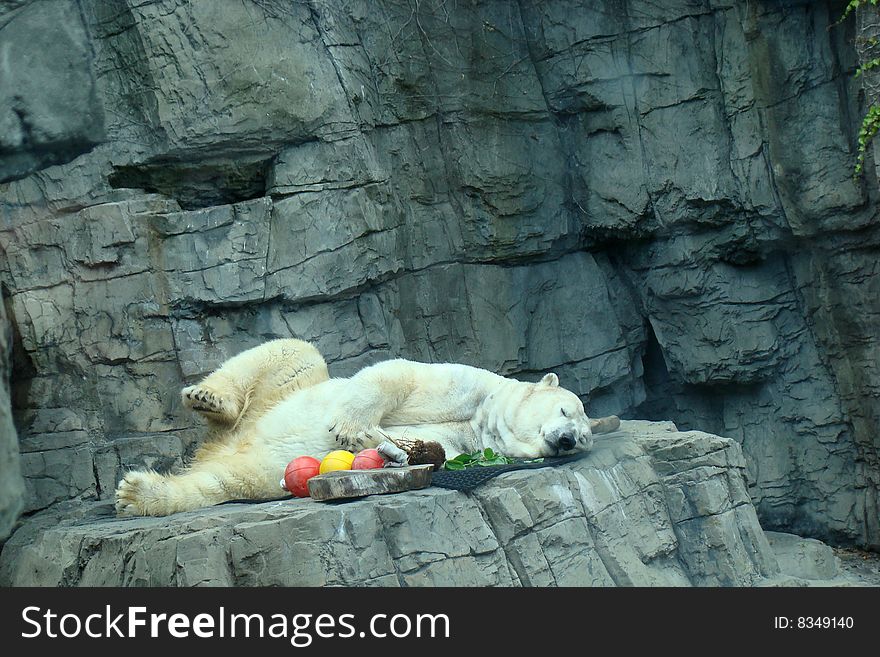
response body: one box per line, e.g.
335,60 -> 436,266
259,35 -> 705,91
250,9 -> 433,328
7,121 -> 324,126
0,423 -> 782,587
0,0 -> 878,554
0,300 -> 24,540
0,0 -> 105,183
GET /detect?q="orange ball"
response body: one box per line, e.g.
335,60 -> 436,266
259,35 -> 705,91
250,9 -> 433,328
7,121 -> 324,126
352,448 -> 385,470
319,450 -> 355,474
283,456 -> 321,498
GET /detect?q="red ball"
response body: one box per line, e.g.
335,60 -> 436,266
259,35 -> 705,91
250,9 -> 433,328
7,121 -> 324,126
352,448 -> 385,470
283,456 -> 321,498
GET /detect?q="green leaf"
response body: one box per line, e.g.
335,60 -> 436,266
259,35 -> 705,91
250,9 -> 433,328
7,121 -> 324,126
443,448 -> 521,469
854,104 -> 880,177
838,0 -> 875,23
855,57 -> 880,78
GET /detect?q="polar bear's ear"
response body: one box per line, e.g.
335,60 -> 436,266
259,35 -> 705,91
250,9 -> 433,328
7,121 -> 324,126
539,373 -> 559,388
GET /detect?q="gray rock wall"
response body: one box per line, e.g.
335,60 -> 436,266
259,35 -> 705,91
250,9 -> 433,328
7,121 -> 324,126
0,0 -> 878,548
0,0 -> 105,183
0,0 -> 104,539
0,298 -> 24,540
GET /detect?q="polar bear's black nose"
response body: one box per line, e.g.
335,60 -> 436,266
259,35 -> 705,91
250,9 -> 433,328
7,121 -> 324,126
558,433 -> 576,451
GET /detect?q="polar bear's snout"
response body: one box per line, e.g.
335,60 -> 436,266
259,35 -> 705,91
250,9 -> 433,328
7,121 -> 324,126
546,425 -> 592,452
558,432 -> 576,451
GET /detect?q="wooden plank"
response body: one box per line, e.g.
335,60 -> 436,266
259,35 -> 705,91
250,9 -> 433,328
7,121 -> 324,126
307,464 -> 434,501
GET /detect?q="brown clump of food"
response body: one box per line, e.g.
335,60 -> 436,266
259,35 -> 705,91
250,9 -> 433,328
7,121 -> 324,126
396,438 -> 446,471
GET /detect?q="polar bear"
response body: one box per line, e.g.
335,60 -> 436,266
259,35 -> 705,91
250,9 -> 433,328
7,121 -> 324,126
115,339 -> 618,517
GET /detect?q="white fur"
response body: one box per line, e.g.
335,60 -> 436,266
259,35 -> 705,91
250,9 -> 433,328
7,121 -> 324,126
115,342 -> 595,516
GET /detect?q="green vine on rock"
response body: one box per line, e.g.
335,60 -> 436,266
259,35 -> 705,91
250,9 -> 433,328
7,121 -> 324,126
841,0 -> 879,24
840,0 -> 880,177
855,57 -> 880,77
856,104 -> 880,176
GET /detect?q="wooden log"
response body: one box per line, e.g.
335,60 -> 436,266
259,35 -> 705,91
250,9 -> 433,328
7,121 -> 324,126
590,415 -> 621,434
307,464 -> 434,501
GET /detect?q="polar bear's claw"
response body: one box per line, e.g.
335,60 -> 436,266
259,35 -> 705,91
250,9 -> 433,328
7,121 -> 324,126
330,421 -> 375,451
116,471 -> 150,516
181,384 -> 240,423
115,469 -> 170,517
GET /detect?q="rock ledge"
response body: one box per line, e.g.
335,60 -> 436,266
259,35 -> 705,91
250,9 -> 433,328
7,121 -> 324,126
0,421 -> 781,586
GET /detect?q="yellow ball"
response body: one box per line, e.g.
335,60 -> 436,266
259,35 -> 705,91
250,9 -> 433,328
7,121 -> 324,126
319,450 -> 355,474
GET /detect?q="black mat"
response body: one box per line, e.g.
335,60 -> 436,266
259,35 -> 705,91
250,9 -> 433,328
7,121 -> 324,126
430,451 -> 590,492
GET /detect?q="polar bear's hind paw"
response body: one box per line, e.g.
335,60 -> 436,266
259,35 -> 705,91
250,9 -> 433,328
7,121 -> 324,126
181,384 -> 240,423
114,475 -> 139,517
115,470 -> 168,517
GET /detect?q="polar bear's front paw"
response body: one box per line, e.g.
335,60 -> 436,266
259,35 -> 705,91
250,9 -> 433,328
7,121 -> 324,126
181,384 -> 241,424
115,470 -> 169,517
330,421 -> 375,452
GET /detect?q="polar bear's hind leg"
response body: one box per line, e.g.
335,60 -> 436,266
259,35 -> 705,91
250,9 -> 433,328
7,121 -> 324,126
244,339 -> 330,421
181,338 -> 329,430
115,468 -> 235,517
115,448 -> 280,517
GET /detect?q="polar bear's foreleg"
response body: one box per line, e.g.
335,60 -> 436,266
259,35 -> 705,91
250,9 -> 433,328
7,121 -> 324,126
324,360 -> 418,450
328,389 -> 389,452
181,339 -> 329,430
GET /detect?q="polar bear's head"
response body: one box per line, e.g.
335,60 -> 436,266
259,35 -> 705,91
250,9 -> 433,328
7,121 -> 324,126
490,373 -> 594,458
